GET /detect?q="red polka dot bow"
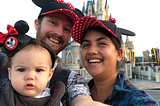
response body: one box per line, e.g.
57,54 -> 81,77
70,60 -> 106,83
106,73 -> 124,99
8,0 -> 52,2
107,18 -> 116,24
0,25 -> 18,44
54,0 -> 75,10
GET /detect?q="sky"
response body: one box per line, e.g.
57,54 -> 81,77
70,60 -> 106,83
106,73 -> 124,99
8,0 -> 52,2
0,0 -> 160,57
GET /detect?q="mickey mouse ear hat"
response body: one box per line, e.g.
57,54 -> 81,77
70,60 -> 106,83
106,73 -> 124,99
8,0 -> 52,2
0,20 -> 56,67
71,16 -> 135,44
32,0 -> 79,24
0,20 -> 32,57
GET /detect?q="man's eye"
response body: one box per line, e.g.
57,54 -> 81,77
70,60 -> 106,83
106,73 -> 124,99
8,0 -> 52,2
64,28 -> 71,33
49,21 -> 56,25
36,69 -> 43,72
17,68 -> 25,72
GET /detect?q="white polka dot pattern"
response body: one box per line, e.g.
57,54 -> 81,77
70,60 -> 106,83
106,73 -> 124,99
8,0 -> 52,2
71,16 -> 117,44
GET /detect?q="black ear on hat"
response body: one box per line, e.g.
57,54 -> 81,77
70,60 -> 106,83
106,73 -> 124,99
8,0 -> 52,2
118,28 -> 135,36
3,20 -> 32,57
14,20 -> 29,34
32,0 -> 54,7
74,8 -> 84,18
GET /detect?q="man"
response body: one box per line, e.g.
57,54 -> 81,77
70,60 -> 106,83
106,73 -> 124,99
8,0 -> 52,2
32,0 -> 109,106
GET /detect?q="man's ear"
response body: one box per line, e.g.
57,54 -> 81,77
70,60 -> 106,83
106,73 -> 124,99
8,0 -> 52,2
34,19 -> 39,31
8,68 -> 11,80
48,69 -> 54,81
117,48 -> 123,62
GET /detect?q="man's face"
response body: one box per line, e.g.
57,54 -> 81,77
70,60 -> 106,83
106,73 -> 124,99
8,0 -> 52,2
35,13 -> 73,55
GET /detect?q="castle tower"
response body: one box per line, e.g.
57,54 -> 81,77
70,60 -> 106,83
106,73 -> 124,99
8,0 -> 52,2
82,0 -> 86,15
93,0 -> 96,13
85,0 -> 95,16
70,40 -> 81,64
96,0 -> 105,20
105,0 -> 110,20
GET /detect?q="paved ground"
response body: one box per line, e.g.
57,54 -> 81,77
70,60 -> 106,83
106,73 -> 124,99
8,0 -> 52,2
129,79 -> 160,104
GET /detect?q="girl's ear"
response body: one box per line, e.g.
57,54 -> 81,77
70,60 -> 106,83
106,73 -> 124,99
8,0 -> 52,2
8,68 -> 11,80
117,48 -> 123,62
48,69 -> 54,81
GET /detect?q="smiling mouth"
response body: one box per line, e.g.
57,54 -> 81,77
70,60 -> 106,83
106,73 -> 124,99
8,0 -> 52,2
48,37 -> 60,44
89,59 -> 102,63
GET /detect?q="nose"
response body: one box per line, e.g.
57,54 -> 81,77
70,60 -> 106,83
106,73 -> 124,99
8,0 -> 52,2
88,45 -> 98,55
25,71 -> 34,80
54,26 -> 63,37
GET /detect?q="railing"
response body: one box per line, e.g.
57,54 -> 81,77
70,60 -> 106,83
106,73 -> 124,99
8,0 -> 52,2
132,66 -> 160,80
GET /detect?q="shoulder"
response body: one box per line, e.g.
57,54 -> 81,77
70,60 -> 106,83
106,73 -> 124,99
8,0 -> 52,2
114,73 -> 158,105
65,71 -> 91,105
68,71 -> 88,86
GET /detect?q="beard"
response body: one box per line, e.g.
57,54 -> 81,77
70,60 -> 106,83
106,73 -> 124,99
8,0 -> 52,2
36,26 -> 70,55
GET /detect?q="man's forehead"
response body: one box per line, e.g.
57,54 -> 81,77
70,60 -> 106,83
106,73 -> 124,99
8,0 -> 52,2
46,13 -> 73,26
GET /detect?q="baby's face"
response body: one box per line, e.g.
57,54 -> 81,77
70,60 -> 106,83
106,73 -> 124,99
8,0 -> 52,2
8,46 -> 53,97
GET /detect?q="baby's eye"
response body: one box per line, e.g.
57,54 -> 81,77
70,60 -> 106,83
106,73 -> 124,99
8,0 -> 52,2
36,69 -> 43,72
17,68 -> 25,72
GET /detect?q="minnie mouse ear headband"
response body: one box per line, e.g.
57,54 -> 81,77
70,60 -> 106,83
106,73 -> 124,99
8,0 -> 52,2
71,16 -> 135,44
0,20 -> 55,67
32,0 -> 79,24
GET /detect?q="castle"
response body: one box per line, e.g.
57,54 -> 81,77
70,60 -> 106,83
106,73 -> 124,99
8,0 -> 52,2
58,0 -> 135,69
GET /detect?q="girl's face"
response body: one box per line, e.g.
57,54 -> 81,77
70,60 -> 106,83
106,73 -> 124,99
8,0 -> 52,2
8,46 -> 54,97
81,30 -> 123,79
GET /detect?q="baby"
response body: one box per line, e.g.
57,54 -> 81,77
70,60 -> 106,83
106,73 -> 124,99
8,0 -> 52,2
0,20 -> 64,106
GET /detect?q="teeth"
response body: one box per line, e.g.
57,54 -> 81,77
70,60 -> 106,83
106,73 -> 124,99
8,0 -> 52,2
49,38 -> 59,44
89,59 -> 101,63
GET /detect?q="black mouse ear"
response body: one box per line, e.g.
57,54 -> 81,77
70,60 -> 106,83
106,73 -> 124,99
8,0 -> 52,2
74,8 -> 84,18
32,0 -> 54,7
118,28 -> 135,36
14,20 -> 29,34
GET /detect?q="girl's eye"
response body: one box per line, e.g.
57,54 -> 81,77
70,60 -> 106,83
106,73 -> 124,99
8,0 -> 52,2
17,68 -> 25,72
99,42 -> 106,45
82,43 -> 90,48
36,69 -> 43,72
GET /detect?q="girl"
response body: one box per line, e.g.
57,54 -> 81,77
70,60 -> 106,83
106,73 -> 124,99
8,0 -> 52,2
71,16 -> 159,106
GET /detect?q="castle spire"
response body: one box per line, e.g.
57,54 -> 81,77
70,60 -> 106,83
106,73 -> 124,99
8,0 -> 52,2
82,0 -> 85,13
93,0 -> 95,4
93,0 -> 95,12
105,0 -> 108,8
86,0 -> 95,16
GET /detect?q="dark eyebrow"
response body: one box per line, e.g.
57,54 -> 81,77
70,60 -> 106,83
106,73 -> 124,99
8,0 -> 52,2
82,39 -> 90,44
97,37 -> 110,41
82,37 -> 110,44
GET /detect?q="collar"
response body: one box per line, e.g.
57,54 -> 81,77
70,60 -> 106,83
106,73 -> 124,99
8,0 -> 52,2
88,73 -> 128,91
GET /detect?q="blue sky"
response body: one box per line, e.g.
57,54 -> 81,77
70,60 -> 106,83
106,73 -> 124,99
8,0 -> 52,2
0,0 -> 160,56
